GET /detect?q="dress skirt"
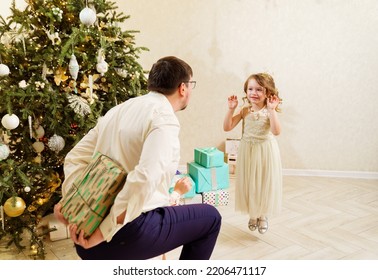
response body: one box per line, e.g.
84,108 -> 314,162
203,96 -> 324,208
235,137 -> 282,218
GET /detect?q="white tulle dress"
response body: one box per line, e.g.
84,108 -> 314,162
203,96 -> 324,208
235,107 -> 282,219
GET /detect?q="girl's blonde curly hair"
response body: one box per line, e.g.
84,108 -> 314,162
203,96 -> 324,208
243,73 -> 282,112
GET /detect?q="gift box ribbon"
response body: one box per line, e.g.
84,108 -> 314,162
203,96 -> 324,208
196,167 -> 218,190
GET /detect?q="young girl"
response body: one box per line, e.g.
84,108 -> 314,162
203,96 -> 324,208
223,73 -> 282,234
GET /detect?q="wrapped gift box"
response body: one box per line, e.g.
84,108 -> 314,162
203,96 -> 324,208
60,152 -> 127,238
194,147 -> 224,168
38,213 -> 71,241
225,139 -> 240,156
169,174 -> 196,199
179,194 -> 203,205
188,162 -> 229,193
202,190 -> 230,206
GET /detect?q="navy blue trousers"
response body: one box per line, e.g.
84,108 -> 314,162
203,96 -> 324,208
75,203 -> 222,260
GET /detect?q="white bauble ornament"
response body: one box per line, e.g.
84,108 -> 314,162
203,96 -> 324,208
115,68 -> 128,78
0,64 -> 10,76
32,141 -> 45,153
79,7 -> 97,26
69,54 -> 80,80
96,60 -> 108,76
0,143 -> 10,160
48,134 -> 65,153
96,49 -> 108,75
24,186 -> 31,193
34,125 -> 45,139
1,114 -> 20,130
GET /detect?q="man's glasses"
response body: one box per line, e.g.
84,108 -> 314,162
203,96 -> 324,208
184,81 -> 196,89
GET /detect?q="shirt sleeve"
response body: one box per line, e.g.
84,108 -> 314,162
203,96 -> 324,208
100,110 -> 180,241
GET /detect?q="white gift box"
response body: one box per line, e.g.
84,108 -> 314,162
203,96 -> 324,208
179,194 -> 203,205
225,138 -> 240,155
38,213 -> 70,241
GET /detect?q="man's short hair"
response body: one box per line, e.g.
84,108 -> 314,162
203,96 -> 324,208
147,56 -> 193,95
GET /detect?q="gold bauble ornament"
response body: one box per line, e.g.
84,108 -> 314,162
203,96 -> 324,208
32,141 -> 45,153
3,197 -> 26,217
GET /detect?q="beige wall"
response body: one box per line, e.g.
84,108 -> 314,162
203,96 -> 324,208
120,0 -> 378,173
3,0 -> 378,173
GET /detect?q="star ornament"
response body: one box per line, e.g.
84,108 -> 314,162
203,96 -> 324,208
80,74 -> 100,90
54,67 -> 69,86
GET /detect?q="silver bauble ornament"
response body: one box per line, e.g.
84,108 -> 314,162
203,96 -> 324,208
79,7 -> 97,26
48,134 -> 65,153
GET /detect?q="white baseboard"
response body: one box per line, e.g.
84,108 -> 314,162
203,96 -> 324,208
179,164 -> 378,179
180,164 -> 378,179
282,169 -> 378,179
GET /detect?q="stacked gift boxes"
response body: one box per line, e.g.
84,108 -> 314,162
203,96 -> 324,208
187,147 -> 230,206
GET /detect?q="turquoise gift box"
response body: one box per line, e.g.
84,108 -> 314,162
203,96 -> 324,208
194,147 -> 224,168
169,174 -> 196,198
188,162 -> 229,193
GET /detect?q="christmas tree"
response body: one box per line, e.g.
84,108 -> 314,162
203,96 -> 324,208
0,0 -> 148,259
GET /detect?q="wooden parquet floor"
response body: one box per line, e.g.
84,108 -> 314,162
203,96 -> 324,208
1,175 -> 378,260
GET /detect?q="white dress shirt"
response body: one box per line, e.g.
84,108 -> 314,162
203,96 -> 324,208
61,92 -> 180,241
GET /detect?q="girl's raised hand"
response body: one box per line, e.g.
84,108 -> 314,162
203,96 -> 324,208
267,95 -> 280,110
228,95 -> 238,110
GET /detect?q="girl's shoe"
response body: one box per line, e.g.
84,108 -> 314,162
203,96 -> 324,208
258,217 -> 268,234
248,218 -> 259,231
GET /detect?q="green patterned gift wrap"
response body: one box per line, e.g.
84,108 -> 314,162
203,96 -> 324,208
60,152 -> 127,238
194,147 -> 224,168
